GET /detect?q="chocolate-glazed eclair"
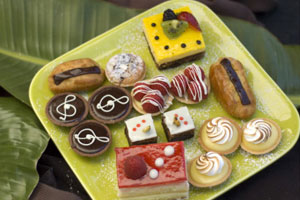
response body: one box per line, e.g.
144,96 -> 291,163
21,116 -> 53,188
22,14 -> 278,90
209,57 -> 256,119
48,58 -> 105,93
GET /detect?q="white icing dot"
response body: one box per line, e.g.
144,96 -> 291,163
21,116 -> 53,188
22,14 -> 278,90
164,145 -> 174,156
149,169 -> 158,179
155,158 -> 164,167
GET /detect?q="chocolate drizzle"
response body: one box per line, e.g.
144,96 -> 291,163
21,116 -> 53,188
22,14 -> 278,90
54,66 -> 100,85
220,58 -> 251,105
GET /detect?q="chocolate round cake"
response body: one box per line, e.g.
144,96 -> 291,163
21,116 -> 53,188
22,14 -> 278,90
69,120 -> 112,157
46,93 -> 88,127
88,86 -> 132,124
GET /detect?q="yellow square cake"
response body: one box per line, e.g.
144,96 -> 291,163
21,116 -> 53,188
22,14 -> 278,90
143,7 -> 205,70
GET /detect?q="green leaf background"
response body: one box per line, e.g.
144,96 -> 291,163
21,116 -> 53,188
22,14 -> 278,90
0,98 -> 48,200
0,0 -> 299,199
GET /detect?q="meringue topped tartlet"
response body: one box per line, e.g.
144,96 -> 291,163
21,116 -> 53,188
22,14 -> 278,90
241,118 -> 281,155
198,117 -> 242,155
187,151 -> 232,187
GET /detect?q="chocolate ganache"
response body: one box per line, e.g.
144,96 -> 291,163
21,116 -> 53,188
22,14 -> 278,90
46,93 -> 88,127
89,86 -> 132,124
54,66 -> 100,85
69,120 -> 111,156
220,58 -> 251,105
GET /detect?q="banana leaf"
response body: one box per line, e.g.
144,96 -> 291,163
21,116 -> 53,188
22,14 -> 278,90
0,0 -> 142,106
0,0 -> 299,106
0,97 -> 49,199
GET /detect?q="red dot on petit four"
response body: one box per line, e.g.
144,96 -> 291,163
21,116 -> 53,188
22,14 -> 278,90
133,128 -> 137,131
184,121 -> 188,125
179,117 -> 184,120
137,124 -> 141,127
142,120 -> 146,123
175,114 -> 178,117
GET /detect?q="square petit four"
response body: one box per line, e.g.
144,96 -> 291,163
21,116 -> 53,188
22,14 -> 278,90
124,114 -> 157,146
115,141 -> 189,200
142,7 -> 205,70
162,106 -> 195,141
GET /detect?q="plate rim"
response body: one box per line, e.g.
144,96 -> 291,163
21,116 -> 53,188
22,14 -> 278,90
29,0 -> 300,199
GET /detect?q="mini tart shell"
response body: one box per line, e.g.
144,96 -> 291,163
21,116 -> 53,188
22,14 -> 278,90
45,92 -> 88,127
187,155 -> 232,187
105,54 -> 146,87
131,89 -> 174,116
241,118 -> 281,155
88,86 -> 132,124
198,117 -> 242,155
69,120 -> 112,157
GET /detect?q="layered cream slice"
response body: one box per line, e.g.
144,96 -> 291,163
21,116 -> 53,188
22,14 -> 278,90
142,7 -> 205,69
115,141 -> 189,200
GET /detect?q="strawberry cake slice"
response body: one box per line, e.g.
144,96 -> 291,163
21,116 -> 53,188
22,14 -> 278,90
115,141 -> 189,200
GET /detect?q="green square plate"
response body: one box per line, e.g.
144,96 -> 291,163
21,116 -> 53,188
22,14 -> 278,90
29,0 -> 300,199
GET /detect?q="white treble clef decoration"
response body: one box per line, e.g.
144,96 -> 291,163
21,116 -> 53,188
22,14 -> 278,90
74,128 -> 110,146
56,94 -> 77,121
96,94 -> 129,113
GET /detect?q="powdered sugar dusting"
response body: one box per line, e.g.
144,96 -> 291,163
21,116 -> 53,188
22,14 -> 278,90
30,2 -> 299,200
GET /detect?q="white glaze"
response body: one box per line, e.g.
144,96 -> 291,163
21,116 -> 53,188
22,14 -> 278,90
125,114 -> 157,142
56,94 -> 77,121
149,169 -> 159,179
186,63 -> 208,102
74,128 -> 110,146
164,145 -> 175,156
151,75 -> 171,87
171,74 -> 188,98
141,90 -> 165,112
155,157 -> 164,167
163,106 -> 195,135
132,84 -> 151,97
96,94 -> 129,112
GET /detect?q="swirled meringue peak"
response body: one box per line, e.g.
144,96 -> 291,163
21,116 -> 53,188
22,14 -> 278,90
196,152 -> 224,176
244,119 -> 272,144
206,117 -> 233,144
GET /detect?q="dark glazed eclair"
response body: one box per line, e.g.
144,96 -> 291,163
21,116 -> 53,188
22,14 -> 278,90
48,58 -> 105,93
209,57 -> 256,119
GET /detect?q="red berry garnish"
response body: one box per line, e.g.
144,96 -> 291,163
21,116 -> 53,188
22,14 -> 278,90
137,124 -> 141,127
170,74 -> 189,97
142,120 -> 146,123
141,90 -> 165,113
187,81 -> 208,102
132,82 -> 151,101
184,64 -> 206,83
179,117 -> 184,120
124,155 -> 147,180
184,121 -> 188,125
133,128 -> 136,131
177,11 -> 201,31
149,75 -> 171,96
